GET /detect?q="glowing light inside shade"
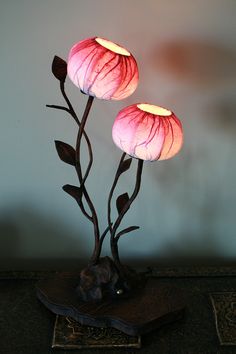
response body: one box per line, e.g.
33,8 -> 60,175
95,37 -> 131,56
137,104 -> 172,116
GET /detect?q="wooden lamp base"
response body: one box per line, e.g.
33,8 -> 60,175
37,272 -> 185,337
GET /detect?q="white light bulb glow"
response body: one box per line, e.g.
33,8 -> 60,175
95,37 -> 131,56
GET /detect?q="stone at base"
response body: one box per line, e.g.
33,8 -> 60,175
52,315 -> 141,349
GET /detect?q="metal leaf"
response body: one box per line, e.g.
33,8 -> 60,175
116,193 -> 129,215
52,56 -> 67,82
62,184 -> 82,202
119,158 -> 132,174
55,140 -> 76,166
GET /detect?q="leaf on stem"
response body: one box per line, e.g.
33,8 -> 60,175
52,56 -> 67,82
119,158 -> 132,174
55,140 -> 76,166
116,226 -> 140,239
62,184 -> 82,203
116,192 -> 129,215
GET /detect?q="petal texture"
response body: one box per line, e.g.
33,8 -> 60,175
67,37 -> 139,100
112,104 -> 183,161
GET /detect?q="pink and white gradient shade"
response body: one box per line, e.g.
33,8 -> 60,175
67,37 -> 139,100
112,103 -> 183,161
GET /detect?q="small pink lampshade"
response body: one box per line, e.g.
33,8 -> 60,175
67,37 -> 139,100
112,103 -> 183,161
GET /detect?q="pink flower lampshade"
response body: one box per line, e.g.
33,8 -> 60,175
112,103 -> 183,161
67,37 -> 139,100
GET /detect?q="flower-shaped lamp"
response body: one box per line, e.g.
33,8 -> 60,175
67,37 -> 139,100
37,36 -> 185,340
112,103 -> 183,161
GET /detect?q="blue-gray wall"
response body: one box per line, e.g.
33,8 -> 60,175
1,0 -> 236,269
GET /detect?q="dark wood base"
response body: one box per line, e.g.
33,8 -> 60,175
36,272 -> 185,336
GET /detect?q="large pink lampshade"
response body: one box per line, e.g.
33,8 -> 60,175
67,37 -> 139,100
112,103 -> 183,161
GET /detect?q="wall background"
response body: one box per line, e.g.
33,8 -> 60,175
0,0 -> 236,269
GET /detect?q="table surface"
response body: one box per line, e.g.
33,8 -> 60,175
1,267 -> 236,354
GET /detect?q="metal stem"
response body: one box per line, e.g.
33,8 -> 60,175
107,153 -> 126,233
48,83 -> 100,264
110,159 -> 144,271
73,96 -> 101,263
59,81 -> 93,184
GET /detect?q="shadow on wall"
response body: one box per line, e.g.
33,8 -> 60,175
150,39 -> 236,134
142,39 -> 236,263
152,39 -> 236,89
0,204 -> 89,270
151,38 -> 236,143
205,99 -> 236,136
0,202 -> 234,270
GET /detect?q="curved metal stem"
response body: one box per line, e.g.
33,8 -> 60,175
59,81 -> 93,184
110,159 -> 144,271
107,153 -> 126,233
48,83 -> 100,264
74,96 -> 101,263
87,153 -> 127,266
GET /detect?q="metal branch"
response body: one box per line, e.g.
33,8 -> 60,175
89,224 -> 112,266
46,104 -> 70,113
46,107 -> 92,221
59,81 -> 93,184
75,96 -> 94,186
48,83 -> 100,262
110,159 -> 144,271
107,153 -> 126,233
74,96 -> 101,264
89,152 -> 127,265
46,98 -> 93,220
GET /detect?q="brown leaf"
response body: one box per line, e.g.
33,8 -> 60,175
52,56 -> 67,82
55,140 -> 76,166
119,158 -> 132,174
116,193 -> 129,215
62,184 -> 82,202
